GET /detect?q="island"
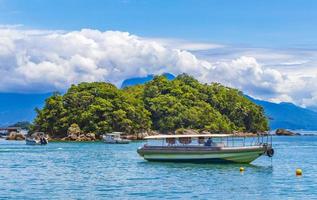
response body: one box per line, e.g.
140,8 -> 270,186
29,74 -> 269,141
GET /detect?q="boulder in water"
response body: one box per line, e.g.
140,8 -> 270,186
275,129 -> 296,136
6,131 -> 25,140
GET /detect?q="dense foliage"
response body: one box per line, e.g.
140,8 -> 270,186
31,74 -> 268,138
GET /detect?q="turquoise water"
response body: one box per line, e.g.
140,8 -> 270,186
0,136 -> 316,199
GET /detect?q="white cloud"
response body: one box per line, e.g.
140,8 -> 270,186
144,38 -> 225,51
0,28 -> 217,92
0,27 -> 317,108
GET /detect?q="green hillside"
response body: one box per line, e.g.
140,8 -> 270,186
31,74 -> 268,138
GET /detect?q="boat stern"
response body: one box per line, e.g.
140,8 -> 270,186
264,144 -> 274,157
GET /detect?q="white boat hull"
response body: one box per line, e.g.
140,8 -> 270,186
138,146 -> 268,163
25,138 -> 48,145
102,135 -> 130,144
103,140 -> 130,144
25,139 -> 40,145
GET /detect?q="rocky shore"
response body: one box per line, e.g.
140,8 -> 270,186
6,132 -> 25,140
46,128 -> 315,141
2,125 -> 311,142
56,124 -> 98,141
121,131 -> 159,140
232,131 -> 262,137
45,127 -> 269,142
60,132 -> 97,141
275,129 -> 300,136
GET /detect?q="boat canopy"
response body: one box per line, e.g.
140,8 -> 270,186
144,134 -> 233,140
105,132 -> 123,136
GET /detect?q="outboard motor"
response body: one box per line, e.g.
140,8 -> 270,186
40,137 -> 48,145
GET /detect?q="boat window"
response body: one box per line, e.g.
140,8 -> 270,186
179,137 -> 191,145
166,138 -> 176,145
198,137 -> 205,144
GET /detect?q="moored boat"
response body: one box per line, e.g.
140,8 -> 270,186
102,132 -> 131,144
25,137 -> 41,145
25,132 -> 48,145
137,134 -> 274,163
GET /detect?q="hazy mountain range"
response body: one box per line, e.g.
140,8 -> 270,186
1,74 -> 317,130
247,96 -> 317,130
121,73 -> 175,88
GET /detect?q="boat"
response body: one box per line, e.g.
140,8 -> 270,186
102,132 -> 131,144
25,138 -> 41,145
137,134 -> 274,163
25,137 -> 48,145
25,132 -> 48,145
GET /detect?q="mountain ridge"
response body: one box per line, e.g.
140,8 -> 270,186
121,73 -> 175,88
246,96 -> 317,130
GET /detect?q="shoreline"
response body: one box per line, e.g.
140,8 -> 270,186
1,133 -> 316,143
3,128 -> 317,142
45,132 -> 317,143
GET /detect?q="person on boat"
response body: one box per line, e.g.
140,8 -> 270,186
204,138 -> 213,146
39,136 -> 48,145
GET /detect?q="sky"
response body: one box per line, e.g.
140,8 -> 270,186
0,0 -> 317,109
1,0 -> 317,46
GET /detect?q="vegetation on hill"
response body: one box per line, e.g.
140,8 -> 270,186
30,74 -> 268,138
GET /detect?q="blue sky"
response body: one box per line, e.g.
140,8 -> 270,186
1,0 -> 317,47
0,0 -> 317,109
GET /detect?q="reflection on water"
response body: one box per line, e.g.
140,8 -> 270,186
0,136 -> 316,199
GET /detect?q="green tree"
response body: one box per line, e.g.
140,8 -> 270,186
32,74 -> 268,138
31,92 -> 68,138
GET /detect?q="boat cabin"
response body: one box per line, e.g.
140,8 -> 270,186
103,132 -> 130,144
104,132 -> 123,141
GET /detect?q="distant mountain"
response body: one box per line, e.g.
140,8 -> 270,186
0,93 -> 51,126
247,96 -> 317,130
121,73 -> 175,88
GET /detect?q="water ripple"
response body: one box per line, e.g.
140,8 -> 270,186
0,136 -> 317,199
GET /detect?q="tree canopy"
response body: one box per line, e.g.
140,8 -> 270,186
31,74 -> 268,138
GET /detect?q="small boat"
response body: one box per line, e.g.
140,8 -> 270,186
137,134 -> 274,164
25,132 -> 48,145
102,132 -> 131,144
25,138 -> 41,145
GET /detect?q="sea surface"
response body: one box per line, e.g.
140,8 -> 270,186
0,136 -> 317,200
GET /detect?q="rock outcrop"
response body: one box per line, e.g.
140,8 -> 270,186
62,132 -> 97,141
275,129 -> 296,136
175,128 -> 199,135
6,131 -> 25,140
60,123 -> 97,141
232,131 -> 258,137
122,130 -> 159,140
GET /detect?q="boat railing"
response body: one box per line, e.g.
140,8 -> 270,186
219,133 -> 272,147
145,133 -> 273,148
